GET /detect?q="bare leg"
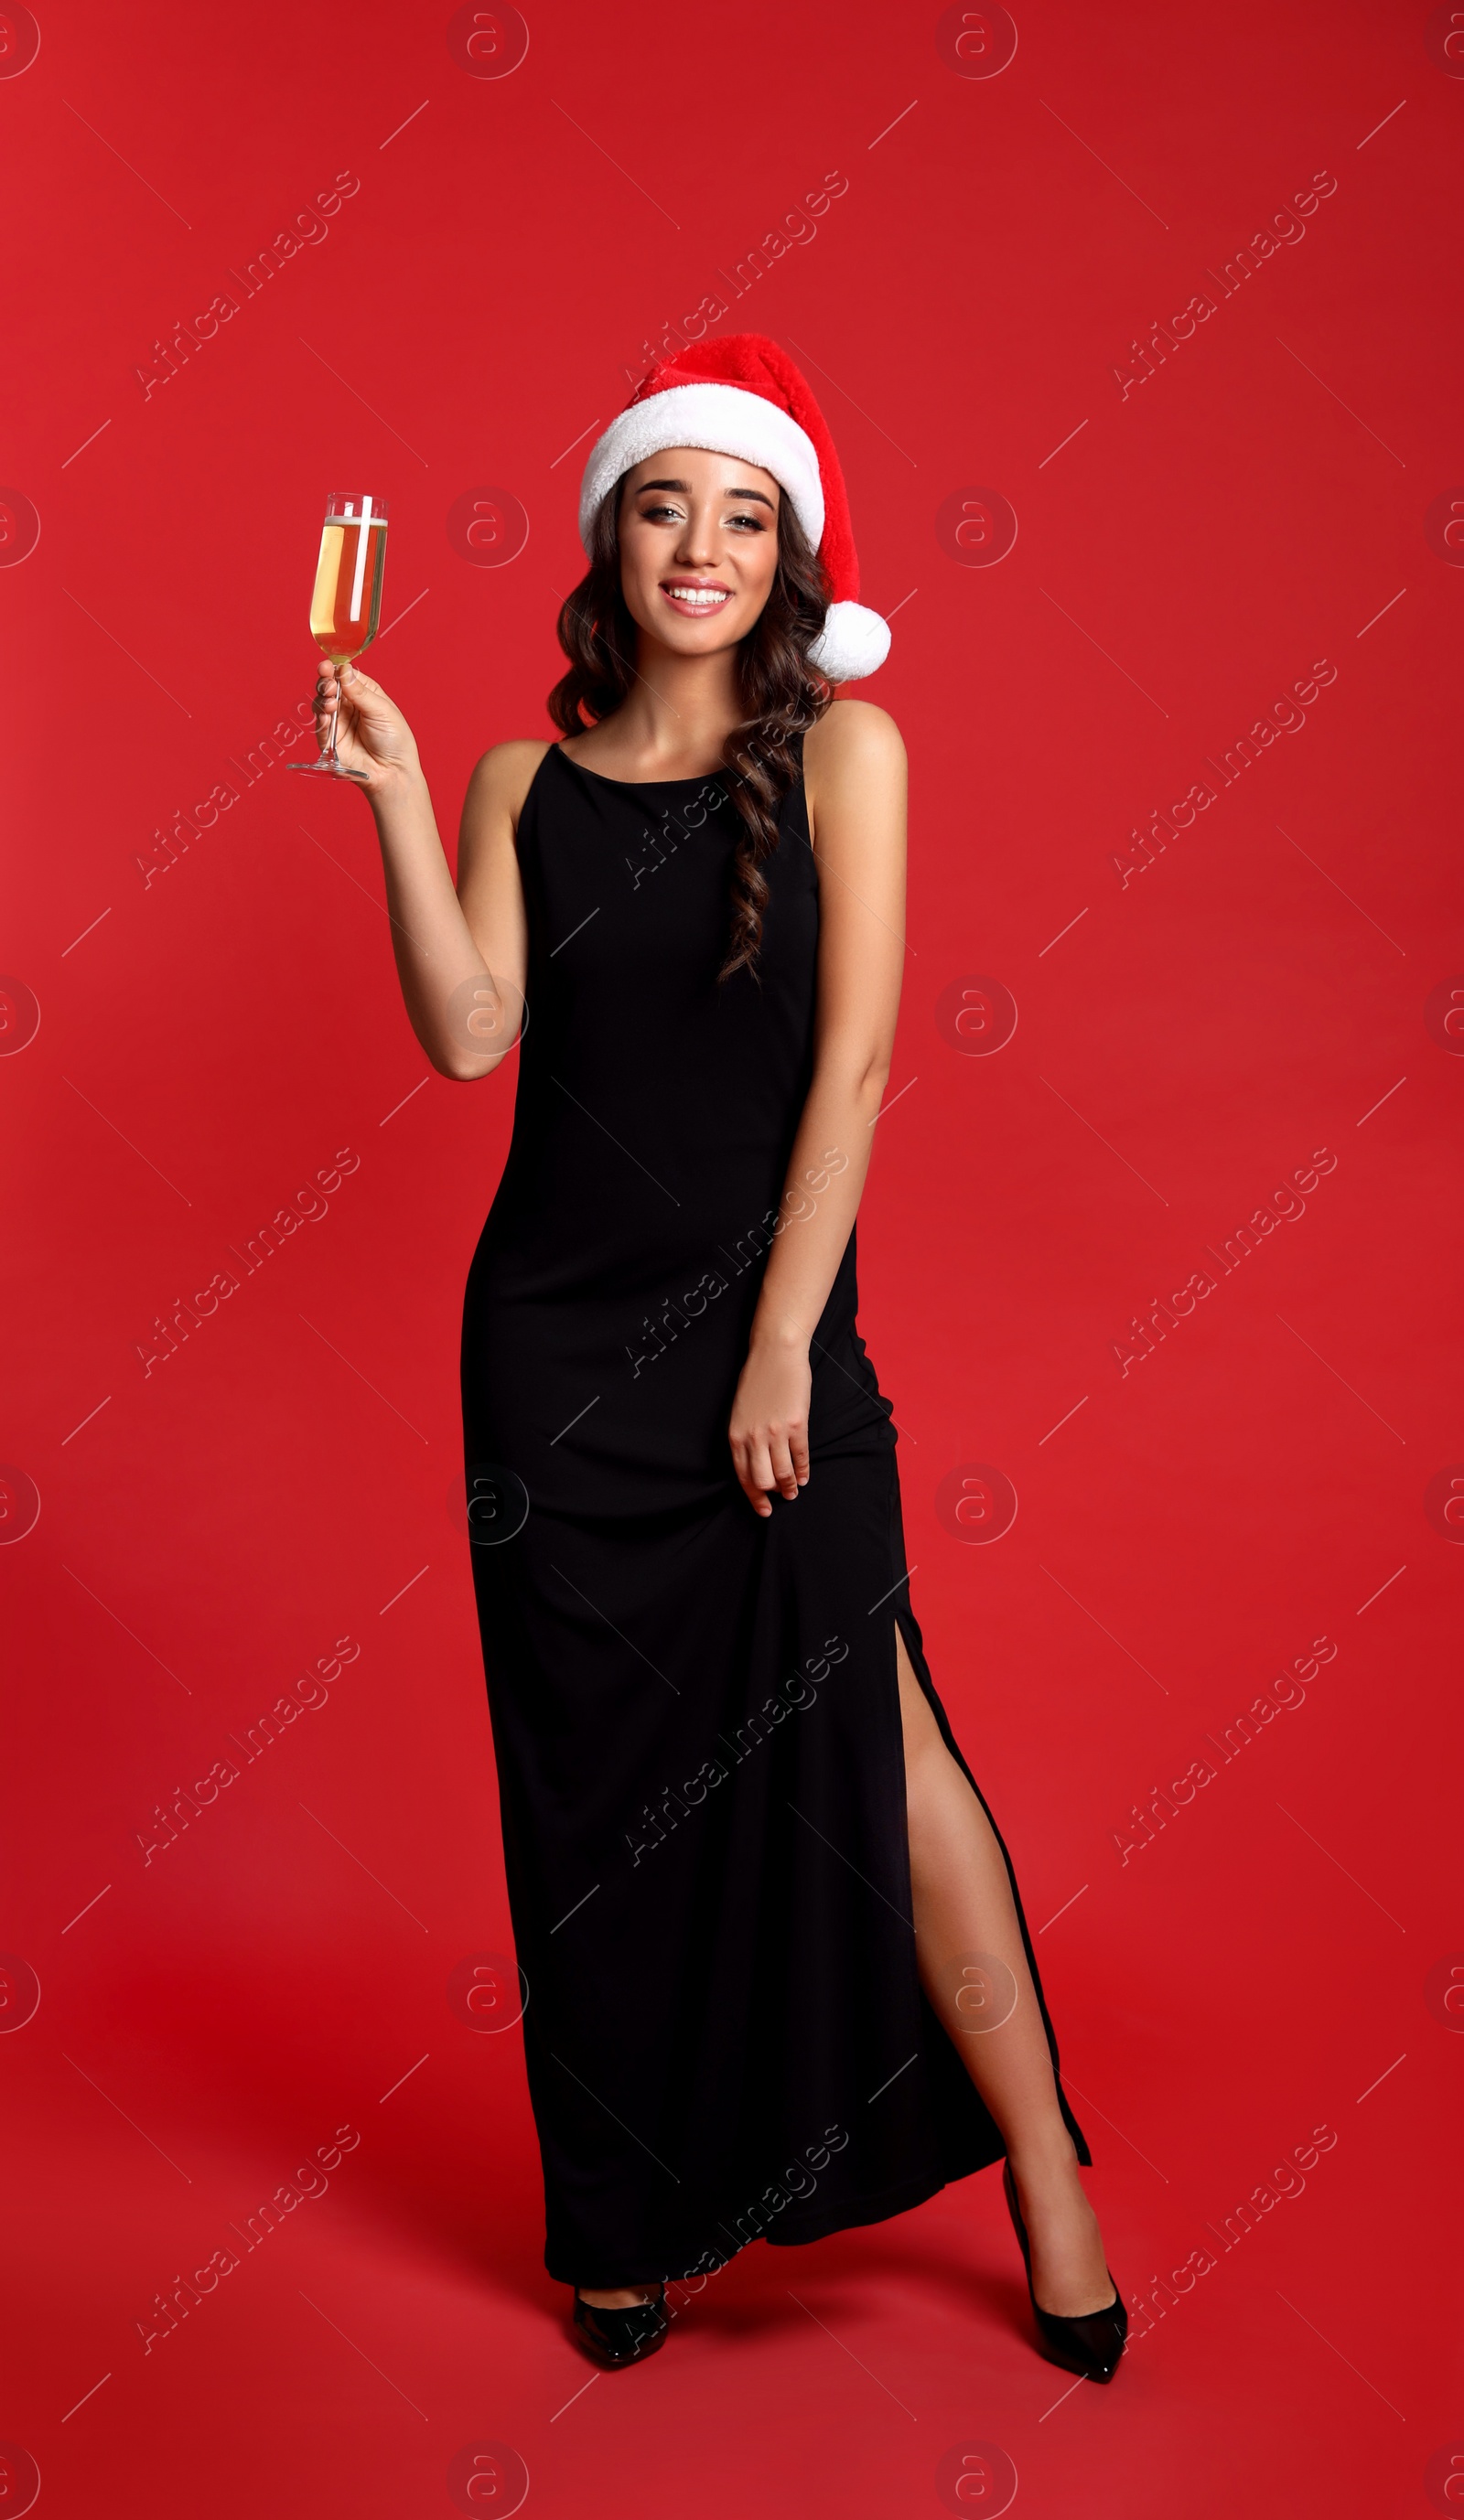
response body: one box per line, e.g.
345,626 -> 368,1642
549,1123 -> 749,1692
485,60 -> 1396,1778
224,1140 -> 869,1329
576,2285 -> 660,2309
896,1626 -> 1116,2317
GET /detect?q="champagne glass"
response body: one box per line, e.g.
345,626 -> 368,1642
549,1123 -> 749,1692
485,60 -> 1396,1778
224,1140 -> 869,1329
291,491 -> 390,782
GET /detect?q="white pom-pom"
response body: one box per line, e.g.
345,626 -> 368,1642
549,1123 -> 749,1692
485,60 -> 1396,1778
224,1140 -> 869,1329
808,599 -> 891,683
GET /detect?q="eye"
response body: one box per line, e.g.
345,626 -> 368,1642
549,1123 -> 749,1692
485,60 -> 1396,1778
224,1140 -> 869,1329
726,510 -> 767,532
639,502 -> 684,524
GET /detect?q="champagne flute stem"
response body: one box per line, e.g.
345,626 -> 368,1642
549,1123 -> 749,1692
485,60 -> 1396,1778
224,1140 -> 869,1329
327,659 -> 343,769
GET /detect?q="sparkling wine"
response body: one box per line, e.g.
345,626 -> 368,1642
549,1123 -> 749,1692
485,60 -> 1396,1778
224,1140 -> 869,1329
308,495 -> 387,661
292,490 -> 390,785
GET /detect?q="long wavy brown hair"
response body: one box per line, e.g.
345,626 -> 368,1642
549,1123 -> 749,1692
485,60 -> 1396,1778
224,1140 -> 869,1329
548,475 -> 833,981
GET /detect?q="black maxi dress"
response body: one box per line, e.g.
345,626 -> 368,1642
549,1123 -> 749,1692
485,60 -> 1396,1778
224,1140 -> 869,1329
460,742 -> 1089,2288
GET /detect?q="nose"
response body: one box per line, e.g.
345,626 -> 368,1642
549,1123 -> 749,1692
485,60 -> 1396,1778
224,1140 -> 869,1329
673,499 -> 721,569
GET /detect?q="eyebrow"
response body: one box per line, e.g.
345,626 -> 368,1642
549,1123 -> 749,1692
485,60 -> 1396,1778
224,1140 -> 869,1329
634,476 -> 777,510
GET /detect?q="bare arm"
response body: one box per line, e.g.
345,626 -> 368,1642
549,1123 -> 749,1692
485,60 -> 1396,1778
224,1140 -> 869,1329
311,655 -> 543,1079
727,700 -> 908,1517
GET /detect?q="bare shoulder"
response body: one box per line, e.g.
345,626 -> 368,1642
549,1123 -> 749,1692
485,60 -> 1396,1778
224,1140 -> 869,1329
804,698 -> 907,781
465,737 -> 554,827
804,701 -> 906,852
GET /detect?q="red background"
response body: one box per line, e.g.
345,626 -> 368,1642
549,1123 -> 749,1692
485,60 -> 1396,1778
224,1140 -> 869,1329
3,3 -> 1460,2513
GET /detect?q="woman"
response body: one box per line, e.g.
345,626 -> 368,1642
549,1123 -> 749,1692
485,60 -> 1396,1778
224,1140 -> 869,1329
310,335 -> 1126,2384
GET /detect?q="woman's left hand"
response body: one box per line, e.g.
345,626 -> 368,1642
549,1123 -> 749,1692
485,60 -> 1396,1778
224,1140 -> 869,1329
728,1338 -> 812,1517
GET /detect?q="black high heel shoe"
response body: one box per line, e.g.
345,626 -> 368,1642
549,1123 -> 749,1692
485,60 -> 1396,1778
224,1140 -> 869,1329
1002,2161 -> 1127,2383
571,2283 -> 671,2369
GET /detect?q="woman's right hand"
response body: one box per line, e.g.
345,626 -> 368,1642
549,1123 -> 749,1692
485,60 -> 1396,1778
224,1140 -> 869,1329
312,658 -> 423,790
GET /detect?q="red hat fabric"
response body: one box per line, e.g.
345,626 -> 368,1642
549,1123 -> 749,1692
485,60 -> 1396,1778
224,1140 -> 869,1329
577,332 -> 889,682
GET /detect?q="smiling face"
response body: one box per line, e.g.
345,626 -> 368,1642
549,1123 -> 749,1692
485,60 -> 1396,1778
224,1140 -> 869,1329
616,445 -> 783,656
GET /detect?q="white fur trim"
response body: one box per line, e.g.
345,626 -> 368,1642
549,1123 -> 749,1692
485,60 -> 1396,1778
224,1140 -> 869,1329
808,599 -> 890,683
578,383 -> 824,551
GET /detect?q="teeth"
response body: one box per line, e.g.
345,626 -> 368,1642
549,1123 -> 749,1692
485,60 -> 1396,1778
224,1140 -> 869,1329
667,585 -> 727,606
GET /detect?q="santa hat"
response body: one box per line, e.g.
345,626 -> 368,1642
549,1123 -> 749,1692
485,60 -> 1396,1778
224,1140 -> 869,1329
577,333 -> 890,682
